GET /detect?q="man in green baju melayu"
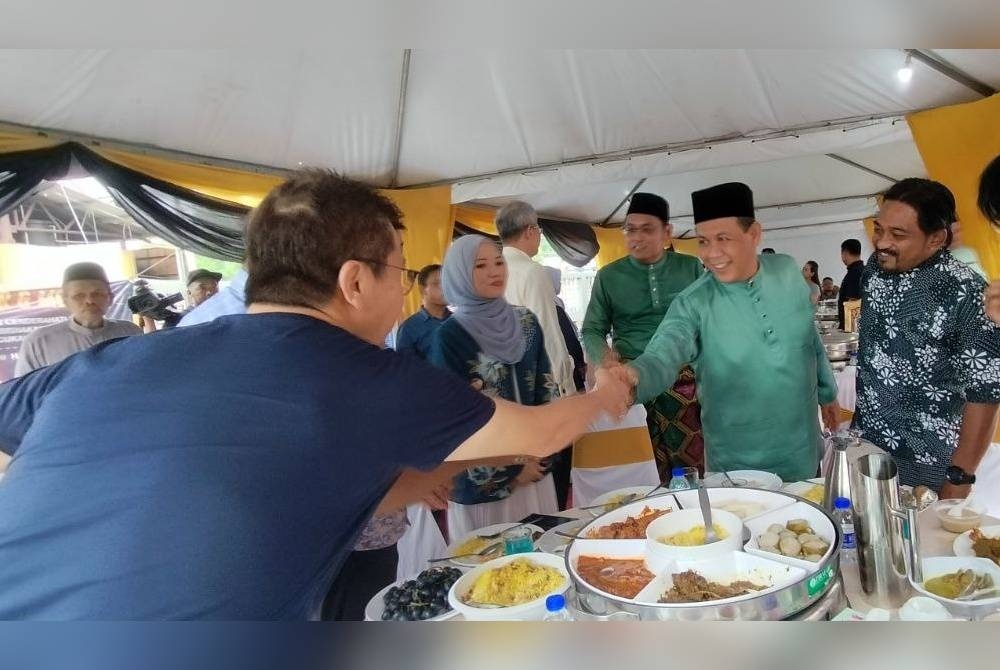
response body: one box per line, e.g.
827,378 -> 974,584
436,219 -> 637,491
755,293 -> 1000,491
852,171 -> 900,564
619,182 -> 840,481
581,193 -> 705,479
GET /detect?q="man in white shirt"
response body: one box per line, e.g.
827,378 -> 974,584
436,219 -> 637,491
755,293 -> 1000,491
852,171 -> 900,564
15,263 -> 141,377
496,201 -> 575,397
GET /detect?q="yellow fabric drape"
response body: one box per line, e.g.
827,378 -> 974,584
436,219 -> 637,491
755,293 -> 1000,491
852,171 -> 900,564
0,130 -> 60,154
453,204 -> 499,236
672,238 -> 700,257
94,147 -> 285,207
593,227 -> 629,268
863,216 -> 876,245
908,94 -> 1000,278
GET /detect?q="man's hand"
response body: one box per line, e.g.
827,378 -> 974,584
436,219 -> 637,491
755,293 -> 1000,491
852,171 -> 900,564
592,366 -> 632,420
821,400 -> 841,433
421,482 -> 452,510
513,457 -> 545,487
985,281 -> 1000,326
939,482 -> 972,500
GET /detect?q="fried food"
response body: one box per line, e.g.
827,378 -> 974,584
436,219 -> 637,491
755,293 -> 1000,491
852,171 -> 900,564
576,556 -> 654,599
659,570 -> 765,603
586,506 -> 672,539
463,558 -> 565,607
451,535 -> 492,558
970,528 -> 1000,565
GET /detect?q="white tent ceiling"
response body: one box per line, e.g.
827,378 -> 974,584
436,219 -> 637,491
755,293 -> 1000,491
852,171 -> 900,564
0,49 -> 997,230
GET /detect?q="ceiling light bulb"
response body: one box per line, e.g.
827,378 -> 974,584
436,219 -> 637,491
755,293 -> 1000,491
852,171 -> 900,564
897,53 -> 913,84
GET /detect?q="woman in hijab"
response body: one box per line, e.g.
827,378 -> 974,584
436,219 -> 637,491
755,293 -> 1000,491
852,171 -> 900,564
429,235 -> 559,539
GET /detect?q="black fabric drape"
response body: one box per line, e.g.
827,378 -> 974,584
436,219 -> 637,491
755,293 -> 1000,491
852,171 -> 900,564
0,142 -> 249,261
0,144 -> 74,216
537,217 -> 598,268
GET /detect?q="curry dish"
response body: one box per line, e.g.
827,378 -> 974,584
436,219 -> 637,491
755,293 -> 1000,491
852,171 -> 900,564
576,556 -> 654,599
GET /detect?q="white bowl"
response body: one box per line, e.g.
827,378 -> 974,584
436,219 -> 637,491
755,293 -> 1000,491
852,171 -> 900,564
703,470 -> 782,490
447,552 -> 570,621
587,486 -> 660,516
645,508 -> 743,563
672,487 -> 796,521
932,499 -> 987,534
910,556 -> 1000,620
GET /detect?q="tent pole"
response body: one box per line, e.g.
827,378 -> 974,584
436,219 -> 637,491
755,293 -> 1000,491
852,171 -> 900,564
824,154 -> 898,183
599,178 -> 646,227
388,49 -> 412,188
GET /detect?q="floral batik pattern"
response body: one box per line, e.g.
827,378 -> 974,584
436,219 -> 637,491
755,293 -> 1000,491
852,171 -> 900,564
855,250 -> 1000,488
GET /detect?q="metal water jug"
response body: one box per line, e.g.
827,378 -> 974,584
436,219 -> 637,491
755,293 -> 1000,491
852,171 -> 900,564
822,431 -> 854,511
851,453 -> 922,609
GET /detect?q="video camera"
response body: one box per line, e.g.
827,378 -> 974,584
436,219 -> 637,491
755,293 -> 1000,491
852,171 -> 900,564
128,279 -> 185,327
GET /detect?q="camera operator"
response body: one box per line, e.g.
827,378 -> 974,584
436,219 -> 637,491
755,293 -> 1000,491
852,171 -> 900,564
184,269 -> 223,311
14,262 -> 142,377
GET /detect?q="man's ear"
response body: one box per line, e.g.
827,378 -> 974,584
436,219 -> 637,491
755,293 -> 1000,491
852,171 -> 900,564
337,261 -> 366,309
748,220 -> 763,246
928,227 -> 949,251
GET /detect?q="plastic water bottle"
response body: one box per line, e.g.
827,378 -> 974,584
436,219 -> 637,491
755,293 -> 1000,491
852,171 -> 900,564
834,496 -> 857,565
542,594 -> 573,621
668,467 -> 691,491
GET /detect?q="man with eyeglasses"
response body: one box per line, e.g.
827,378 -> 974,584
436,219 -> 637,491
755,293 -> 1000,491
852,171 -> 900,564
0,170 -> 629,620
581,193 -> 705,479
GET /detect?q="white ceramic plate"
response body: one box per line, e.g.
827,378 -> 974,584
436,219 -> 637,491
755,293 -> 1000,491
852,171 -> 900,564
537,518 -> 589,554
587,486 -> 661,516
672,487 -> 795,520
364,572 -> 464,622
703,470 -> 782,490
953,524 -> 1000,559
445,522 -> 544,567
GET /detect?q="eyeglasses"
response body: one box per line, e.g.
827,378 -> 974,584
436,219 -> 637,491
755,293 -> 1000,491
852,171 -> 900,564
622,225 -> 660,237
357,259 -> 420,293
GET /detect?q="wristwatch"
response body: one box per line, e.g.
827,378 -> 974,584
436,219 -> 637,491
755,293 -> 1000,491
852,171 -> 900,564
945,465 -> 976,486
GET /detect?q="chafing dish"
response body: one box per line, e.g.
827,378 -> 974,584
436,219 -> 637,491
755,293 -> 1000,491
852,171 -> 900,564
565,488 -> 842,621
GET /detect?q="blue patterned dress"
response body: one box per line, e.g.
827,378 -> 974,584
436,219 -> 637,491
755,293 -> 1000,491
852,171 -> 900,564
429,307 -> 557,504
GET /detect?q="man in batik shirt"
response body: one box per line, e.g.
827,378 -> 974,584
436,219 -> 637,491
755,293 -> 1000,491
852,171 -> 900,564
855,178 -> 1000,498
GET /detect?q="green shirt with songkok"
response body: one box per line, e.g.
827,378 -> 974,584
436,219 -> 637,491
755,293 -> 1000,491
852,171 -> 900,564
581,251 -> 705,364
631,253 -> 838,481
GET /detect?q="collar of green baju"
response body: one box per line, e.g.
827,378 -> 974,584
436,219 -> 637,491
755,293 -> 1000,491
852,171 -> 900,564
626,251 -> 671,272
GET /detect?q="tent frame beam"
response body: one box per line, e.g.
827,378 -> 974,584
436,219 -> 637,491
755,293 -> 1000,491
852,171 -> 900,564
388,49 -> 412,188
910,50 -> 997,97
406,109 -> 914,189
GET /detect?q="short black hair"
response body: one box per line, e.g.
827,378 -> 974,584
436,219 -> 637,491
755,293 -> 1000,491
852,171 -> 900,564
881,178 -> 956,246
245,169 -> 404,308
980,154 -> 1000,228
823,276 -> 833,282
841,239 -> 862,256
761,246 -> 775,253
416,264 -> 442,289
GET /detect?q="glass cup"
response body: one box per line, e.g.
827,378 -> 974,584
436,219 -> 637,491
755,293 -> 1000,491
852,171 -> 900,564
502,525 -> 535,555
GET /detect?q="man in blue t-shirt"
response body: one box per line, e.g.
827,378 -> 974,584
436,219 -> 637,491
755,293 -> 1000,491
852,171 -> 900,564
395,264 -> 450,360
0,170 -> 630,620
